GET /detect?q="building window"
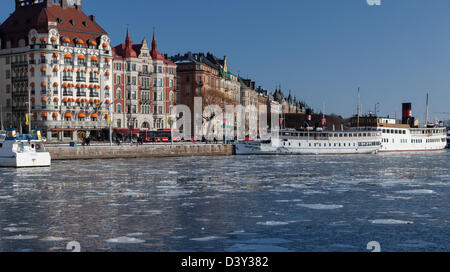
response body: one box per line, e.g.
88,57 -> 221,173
116,104 -> 122,113
169,79 -> 173,88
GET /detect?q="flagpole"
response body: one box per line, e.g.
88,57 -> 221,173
0,104 -> 4,131
28,83 -> 31,133
109,104 -> 112,146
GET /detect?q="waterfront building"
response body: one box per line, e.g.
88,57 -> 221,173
273,88 -> 305,115
112,28 -> 177,136
0,0 -> 113,142
170,52 -> 240,135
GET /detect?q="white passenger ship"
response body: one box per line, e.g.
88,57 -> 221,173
350,103 -> 447,152
235,129 -> 382,155
0,129 -> 51,168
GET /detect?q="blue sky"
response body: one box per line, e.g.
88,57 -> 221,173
2,0 -> 450,120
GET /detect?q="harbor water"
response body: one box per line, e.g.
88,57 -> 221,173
0,150 -> 449,252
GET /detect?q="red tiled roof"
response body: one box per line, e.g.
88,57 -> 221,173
0,3 -> 108,48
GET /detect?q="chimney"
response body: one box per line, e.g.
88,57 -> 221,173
402,103 -> 412,125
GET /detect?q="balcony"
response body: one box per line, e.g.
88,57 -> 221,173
11,61 -> 28,67
12,91 -> 28,97
11,76 -> 28,82
63,91 -> 74,96
89,78 -> 99,83
29,60 -> 36,65
76,77 -> 86,82
35,119 -> 108,128
77,91 -> 87,96
89,92 -> 99,97
139,71 -> 152,76
141,99 -> 151,105
63,76 -> 73,81
141,85 -> 151,90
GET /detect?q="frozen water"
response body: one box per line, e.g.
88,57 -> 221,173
0,151 -> 449,252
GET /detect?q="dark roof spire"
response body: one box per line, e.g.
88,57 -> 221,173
125,24 -> 131,45
152,27 -> 157,53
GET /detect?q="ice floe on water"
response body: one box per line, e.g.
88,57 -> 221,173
297,204 -> 344,210
105,236 -> 145,244
370,219 -> 413,225
146,210 -> 163,215
225,244 -> 291,252
3,235 -> 38,240
40,236 -> 69,242
3,227 -> 33,232
256,221 -> 291,226
395,189 -> 435,195
127,232 -> 144,237
190,236 -> 226,242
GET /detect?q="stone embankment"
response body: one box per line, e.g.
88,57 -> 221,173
47,144 -> 234,160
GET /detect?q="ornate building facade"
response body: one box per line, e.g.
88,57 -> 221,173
112,29 -> 176,133
0,0 -> 113,142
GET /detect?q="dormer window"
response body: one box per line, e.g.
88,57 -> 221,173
62,37 -> 71,46
83,21 -> 88,27
89,40 -> 97,49
76,39 -> 84,48
69,19 -> 75,26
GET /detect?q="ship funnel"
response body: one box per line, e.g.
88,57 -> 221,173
306,109 -> 312,121
402,103 -> 412,125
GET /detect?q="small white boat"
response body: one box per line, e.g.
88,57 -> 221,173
235,129 -> 382,155
0,129 -> 51,168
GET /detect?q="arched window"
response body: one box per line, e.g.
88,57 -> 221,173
116,88 -> 121,99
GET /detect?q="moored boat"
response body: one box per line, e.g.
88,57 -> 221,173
235,129 -> 382,155
350,103 -> 447,152
0,129 -> 51,168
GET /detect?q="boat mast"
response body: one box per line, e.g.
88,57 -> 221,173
425,91 -> 429,125
357,87 -> 361,129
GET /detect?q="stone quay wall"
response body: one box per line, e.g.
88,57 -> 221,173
47,144 -> 234,160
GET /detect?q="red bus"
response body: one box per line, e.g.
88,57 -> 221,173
153,129 -> 183,142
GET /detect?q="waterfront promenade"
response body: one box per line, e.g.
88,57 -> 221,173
46,143 -> 233,160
